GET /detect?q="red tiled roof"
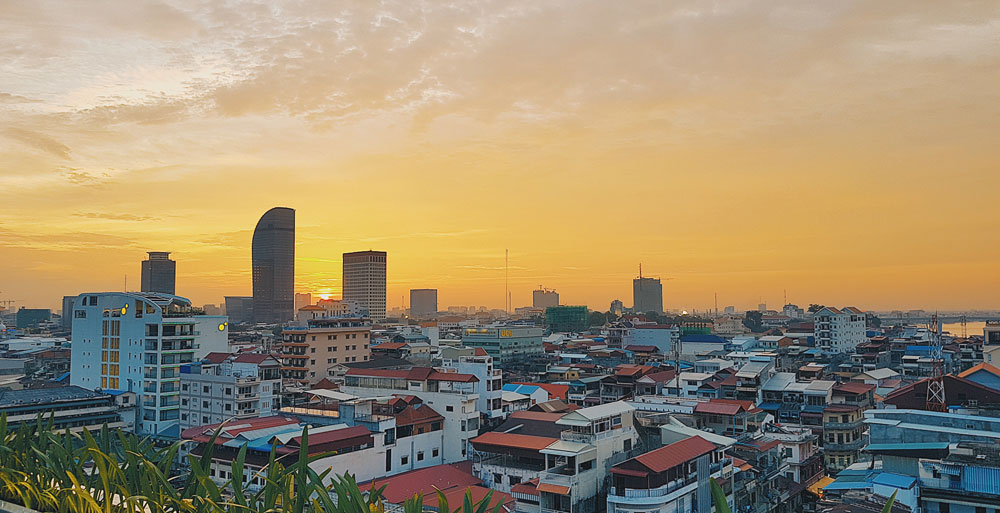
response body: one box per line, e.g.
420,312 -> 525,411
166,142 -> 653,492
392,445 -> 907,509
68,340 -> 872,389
180,415 -> 301,441
234,353 -> 275,364
289,425 -> 371,447
345,367 -> 478,383
694,399 -> 755,416
617,436 -> 715,474
745,438 -> 780,452
473,347 -> 489,356
513,382 -> 568,400
624,345 -> 659,352
471,431 -> 558,452
834,382 -> 875,395
373,342 -> 408,350
536,483 -> 571,495
640,370 -> 676,383
959,362 -> 1000,379
511,478 -> 539,496
394,404 -> 443,426
203,352 -> 231,364
423,486 -> 514,512
313,378 -> 339,390
364,463 -> 481,504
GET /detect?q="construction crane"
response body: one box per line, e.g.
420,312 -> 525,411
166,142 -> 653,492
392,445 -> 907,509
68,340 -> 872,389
925,314 -> 947,412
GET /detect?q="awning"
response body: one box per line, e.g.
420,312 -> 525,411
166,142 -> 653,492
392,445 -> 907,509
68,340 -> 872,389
806,476 -> 835,496
536,483 -> 571,495
307,389 -> 358,401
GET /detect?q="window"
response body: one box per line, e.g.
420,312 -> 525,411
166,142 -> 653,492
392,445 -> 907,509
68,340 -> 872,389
328,346 -> 333,351
510,476 -> 521,485
624,439 -> 632,452
203,386 -> 210,393
225,404 -> 232,411
311,347 -> 316,353
182,384 -> 189,391
225,388 -> 232,395
432,448 -> 439,457
493,475 -> 502,484
203,401 -> 209,408
446,405 -> 454,412
401,456 -> 408,465
310,360 -> 315,365
417,451 -> 424,461
311,336 -> 316,341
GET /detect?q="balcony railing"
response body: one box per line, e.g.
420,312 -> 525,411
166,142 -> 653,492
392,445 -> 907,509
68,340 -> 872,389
824,438 -> 867,452
612,477 -> 696,499
824,420 -> 863,430
561,429 -> 615,443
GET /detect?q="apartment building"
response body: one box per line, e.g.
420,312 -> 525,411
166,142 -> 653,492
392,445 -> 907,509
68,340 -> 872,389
536,402 -> 641,513
440,347 -> 504,425
608,435 -> 734,513
822,382 -> 874,472
342,250 -> 387,321
813,306 -> 867,353
280,317 -> 372,384
179,352 -> 282,431
339,366 -> 481,463
461,325 -> 544,367
0,385 -> 135,432
70,292 -> 228,437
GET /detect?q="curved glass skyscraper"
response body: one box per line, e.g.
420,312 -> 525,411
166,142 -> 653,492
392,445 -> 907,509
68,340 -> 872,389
252,207 -> 295,323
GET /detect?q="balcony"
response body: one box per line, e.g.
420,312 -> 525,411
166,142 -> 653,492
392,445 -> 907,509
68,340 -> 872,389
611,476 -> 696,500
561,429 -> 616,443
824,420 -> 863,430
824,438 -> 867,452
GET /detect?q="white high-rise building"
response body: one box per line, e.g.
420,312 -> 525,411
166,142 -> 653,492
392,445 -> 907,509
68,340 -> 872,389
70,292 -> 229,437
813,306 -> 867,353
343,251 -> 387,321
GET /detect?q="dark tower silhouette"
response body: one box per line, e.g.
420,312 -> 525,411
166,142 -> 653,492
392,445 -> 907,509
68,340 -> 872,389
141,251 -> 176,294
252,207 -> 295,323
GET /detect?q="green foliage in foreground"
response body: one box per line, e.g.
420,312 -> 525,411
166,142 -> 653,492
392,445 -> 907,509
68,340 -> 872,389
0,413 -> 502,513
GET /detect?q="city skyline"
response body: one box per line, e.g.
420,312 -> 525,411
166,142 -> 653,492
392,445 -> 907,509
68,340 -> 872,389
2,2 -> 999,312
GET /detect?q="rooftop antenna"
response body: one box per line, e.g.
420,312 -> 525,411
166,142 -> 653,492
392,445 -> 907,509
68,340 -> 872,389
926,313 -> 947,412
124,274 -> 127,292
714,293 -> 718,316
505,249 -> 509,314
783,289 -> 787,305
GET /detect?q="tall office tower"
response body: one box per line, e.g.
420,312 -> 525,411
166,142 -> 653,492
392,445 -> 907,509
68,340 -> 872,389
252,207 -> 295,324
632,276 -> 663,314
409,288 -> 438,318
294,293 -> 312,313
70,292 -> 228,436
140,252 -> 176,295
224,296 -> 254,325
532,286 -> 560,308
342,251 -> 387,321
62,295 -> 77,329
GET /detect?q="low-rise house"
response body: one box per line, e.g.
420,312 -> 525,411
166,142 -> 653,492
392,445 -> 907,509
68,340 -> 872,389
179,352 -> 282,431
0,385 -> 135,432
536,402 -> 640,513
340,366 -> 481,462
608,435 -> 734,513
693,399 -> 768,438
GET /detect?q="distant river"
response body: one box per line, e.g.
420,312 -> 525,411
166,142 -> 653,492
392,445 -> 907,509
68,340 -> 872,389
942,321 -> 987,337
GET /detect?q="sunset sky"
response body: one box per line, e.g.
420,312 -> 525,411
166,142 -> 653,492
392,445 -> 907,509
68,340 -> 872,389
2,1 -> 999,313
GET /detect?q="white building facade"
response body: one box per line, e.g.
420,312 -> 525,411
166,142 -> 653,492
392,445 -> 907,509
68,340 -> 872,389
813,307 -> 867,353
70,292 -> 228,437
